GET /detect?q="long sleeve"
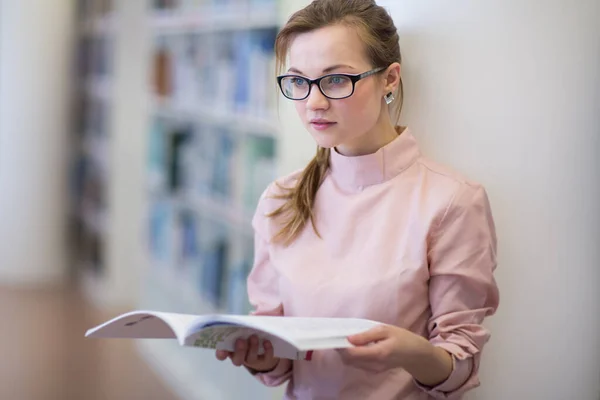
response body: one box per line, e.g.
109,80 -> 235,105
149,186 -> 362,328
417,183 -> 500,398
245,189 -> 293,387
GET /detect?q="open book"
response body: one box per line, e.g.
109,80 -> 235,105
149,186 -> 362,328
85,310 -> 383,360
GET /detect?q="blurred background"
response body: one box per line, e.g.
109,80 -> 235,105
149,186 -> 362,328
0,0 -> 309,399
0,0 -> 598,399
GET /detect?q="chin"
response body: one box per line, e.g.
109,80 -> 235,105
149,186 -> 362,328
307,126 -> 341,149
311,135 -> 340,150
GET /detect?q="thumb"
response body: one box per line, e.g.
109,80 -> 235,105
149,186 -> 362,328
347,325 -> 388,346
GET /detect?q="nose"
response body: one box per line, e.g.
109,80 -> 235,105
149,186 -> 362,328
306,83 -> 330,111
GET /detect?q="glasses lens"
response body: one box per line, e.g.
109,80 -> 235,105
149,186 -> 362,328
280,76 -> 309,99
320,75 -> 353,99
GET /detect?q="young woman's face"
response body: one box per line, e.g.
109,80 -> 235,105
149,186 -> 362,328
287,24 -> 388,153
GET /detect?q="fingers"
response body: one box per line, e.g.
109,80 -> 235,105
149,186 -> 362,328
262,340 -> 274,361
338,348 -> 377,372
337,339 -> 392,373
338,346 -> 372,363
231,339 -> 248,366
216,336 -> 276,369
347,325 -> 388,346
245,335 -> 260,364
215,349 -> 231,361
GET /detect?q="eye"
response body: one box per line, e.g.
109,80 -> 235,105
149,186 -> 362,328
327,76 -> 345,85
291,77 -> 307,87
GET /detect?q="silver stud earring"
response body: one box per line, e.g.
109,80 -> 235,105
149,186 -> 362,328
384,92 -> 395,105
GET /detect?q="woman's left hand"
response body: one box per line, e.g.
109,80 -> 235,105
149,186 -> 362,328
337,324 -> 430,373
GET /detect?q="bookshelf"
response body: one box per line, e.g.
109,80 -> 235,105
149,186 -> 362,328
70,0 -> 117,306
138,0 -> 287,398
67,0 -> 314,397
143,1 -> 280,311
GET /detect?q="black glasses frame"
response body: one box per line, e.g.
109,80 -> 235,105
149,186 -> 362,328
276,66 -> 386,101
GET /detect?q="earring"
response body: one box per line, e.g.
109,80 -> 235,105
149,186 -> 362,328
384,92 -> 395,105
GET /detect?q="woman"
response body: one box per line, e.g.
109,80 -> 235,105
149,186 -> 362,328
216,0 -> 499,398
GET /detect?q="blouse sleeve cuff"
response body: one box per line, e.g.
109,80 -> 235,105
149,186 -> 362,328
249,358 -> 293,387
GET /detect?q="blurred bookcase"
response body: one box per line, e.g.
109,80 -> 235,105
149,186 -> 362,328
137,0 -> 286,398
69,0 -> 118,306
67,0 -> 312,397
143,0 -> 280,322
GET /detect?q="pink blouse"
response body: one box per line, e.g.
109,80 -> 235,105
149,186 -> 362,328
247,127 -> 499,399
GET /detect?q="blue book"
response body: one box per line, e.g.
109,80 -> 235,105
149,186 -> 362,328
233,32 -> 252,112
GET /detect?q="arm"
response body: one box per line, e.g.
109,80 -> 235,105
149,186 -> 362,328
338,182 -> 498,396
415,183 -> 500,397
401,335 -> 454,387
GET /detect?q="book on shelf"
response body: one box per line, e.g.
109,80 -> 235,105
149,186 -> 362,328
85,310 -> 382,361
226,258 -> 253,314
200,235 -> 228,307
151,25 -> 277,118
243,135 -> 275,211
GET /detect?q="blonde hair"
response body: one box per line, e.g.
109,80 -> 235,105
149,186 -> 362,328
269,0 -> 403,245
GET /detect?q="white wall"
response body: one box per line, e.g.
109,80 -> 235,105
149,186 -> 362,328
0,0 -> 75,285
376,1 -> 600,399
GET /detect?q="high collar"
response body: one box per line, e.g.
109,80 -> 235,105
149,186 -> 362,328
328,127 -> 420,192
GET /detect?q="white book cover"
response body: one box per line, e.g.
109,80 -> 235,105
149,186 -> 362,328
85,310 -> 383,361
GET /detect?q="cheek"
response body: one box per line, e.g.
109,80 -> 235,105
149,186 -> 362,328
294,102 -> 308,122
337,94 -> 381,127
294,101 -> 309,125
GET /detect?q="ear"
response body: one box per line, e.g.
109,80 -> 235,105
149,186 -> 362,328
382,62 -> 401,95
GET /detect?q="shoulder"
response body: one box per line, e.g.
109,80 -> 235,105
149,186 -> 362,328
415,154 -> 487,195
263,168 -> 303,199
414,157 -> 494,237
412,156 -> 494,224
416,156 -> 481,190
258,168 -> 303,210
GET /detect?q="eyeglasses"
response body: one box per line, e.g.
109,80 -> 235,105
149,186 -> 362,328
276,67 -> 386,101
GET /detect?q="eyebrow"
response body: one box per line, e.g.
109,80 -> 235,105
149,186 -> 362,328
287,64 -> 356,75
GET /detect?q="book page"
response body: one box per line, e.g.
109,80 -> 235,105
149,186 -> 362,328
85,310 -> 202,342
187,315 -> 382,350
244,317 -> 382,343
183,326 -> 302,360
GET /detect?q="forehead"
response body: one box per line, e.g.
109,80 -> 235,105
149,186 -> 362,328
288,24 -> 370,76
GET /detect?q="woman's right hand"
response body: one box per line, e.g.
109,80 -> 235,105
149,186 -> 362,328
215,335 -> 280,373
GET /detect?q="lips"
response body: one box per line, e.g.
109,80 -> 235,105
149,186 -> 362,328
310,119 -> 336,130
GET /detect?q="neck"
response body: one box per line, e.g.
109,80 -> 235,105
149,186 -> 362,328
328,126 -> 419,192
335,115 -> 400,157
